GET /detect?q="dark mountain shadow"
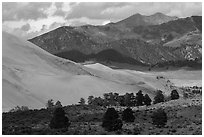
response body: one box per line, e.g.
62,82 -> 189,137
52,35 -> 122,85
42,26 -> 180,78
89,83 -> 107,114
55,49 -> 146,66
152,58 -> 202,70
191,16 -> 202,32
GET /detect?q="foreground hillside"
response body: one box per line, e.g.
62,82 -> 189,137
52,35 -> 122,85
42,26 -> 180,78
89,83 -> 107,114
2,95 -> 201,135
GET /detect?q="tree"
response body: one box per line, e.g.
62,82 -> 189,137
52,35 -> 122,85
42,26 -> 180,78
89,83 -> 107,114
49,107 -> 70,129
170,90 -> 179,100
135,90 -> 144,106
144,94 -> 152,106
118,95 -> 125,106
122,107 -> 135,122
102,108 -> 123,131
129,93 -> 136,106
46,99 -> 54,109
153,90 -> 164,104
103,93 -> 110,106
88,96 -> 94,105
20,106 -> 29,111
113,93 -> 119,105
103,92 -> 118,106
9,106 -> 29,112
55,101 -> 62,108
152,108 -> 167,127
92,97 -> 104,106
124,93 -> 135,107
78,98 -> 86,105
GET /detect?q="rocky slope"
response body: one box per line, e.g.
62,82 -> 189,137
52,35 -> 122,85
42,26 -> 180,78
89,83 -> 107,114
29,13 -> 202,67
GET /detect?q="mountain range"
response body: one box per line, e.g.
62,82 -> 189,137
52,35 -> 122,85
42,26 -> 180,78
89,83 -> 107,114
29,13 -> 202,69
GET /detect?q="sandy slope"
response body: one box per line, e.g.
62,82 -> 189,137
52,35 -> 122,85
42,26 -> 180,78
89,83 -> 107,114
1,32 -> 152,111
2,32 -> 201,111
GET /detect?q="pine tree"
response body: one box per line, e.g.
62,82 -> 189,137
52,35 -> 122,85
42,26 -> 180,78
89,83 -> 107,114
122,107 -> 135,122
88,96 -> 94,105
102,108 -> 123,131
170,89 -> 179,100
144,94 -> 152,106
49,107 -> 70,129
124,93 -> 135,107
46,99 -> 54,109
153,90 -> 164,104
55,101 -> 62,108
78,98 -> 86,105
135,90 -> 144,106
92,97 -> 104,106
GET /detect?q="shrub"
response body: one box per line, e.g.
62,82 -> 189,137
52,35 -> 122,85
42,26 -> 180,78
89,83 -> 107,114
170,90 -> 179,100
183,92 -> 188,99
122,107 -> 135,122
152,108 -> 167,127
133,125 -> 142,135
102,108 -> 123,131
49,107 -> 70,129
153,90 -> 164,104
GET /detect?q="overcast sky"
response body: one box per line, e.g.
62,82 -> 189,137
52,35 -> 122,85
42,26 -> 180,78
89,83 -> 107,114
2,2 -> 202,39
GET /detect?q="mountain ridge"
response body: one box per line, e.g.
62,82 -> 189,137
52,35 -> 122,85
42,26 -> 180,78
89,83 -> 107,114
28,13 -> 202,68
112,12 -> 178,28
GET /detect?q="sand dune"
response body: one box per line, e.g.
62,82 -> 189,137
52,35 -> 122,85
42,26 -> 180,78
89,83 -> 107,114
2,32 -> 152,111
2,32 -> 201,111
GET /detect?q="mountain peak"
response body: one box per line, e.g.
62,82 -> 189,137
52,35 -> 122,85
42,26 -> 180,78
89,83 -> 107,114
114,12 -> 178,27
152,12 -> 165,16
151,12 -> 178,18
132,13 -> 143,16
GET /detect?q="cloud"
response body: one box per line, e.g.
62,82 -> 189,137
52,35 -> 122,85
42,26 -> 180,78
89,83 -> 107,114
2,2 -> 202,39
21,23 -> 31,31
65,2 -> 129,21
65,2 -> 202,22
53,2 -> 76,17
69,17 -> 111,26
2,2 -> 51,22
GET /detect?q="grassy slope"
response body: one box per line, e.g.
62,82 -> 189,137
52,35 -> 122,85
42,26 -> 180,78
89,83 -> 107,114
2,96 -> 202,135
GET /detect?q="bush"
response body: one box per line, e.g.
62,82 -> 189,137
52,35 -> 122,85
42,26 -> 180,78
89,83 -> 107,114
133,125 -> 142,135
102,108 -> 123,131
152,108 -> 167,127
49,107 -> 70,129
122,107 -> 135,122
170,90 -> 179,100
153,90 -> 164,104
